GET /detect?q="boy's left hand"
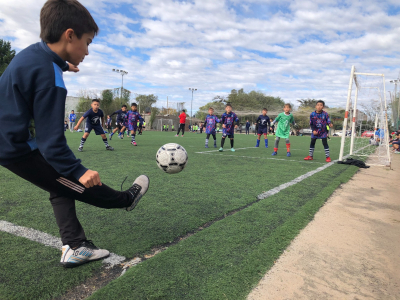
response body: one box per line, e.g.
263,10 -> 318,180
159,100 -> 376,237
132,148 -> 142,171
67,62 -> 79,73
235,125 -> 238,129
222,124 -> 226,128
329,123 -> 333,127
313,130 -> 318,135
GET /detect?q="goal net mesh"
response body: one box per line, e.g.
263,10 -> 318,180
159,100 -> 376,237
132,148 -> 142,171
339,67 -> 391,167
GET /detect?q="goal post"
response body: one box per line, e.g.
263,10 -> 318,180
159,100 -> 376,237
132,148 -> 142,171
338,66 -> 391,167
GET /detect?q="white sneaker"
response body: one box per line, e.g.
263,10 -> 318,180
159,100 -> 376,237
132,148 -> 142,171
60,240 -> 109,268
126,175 -> 150,211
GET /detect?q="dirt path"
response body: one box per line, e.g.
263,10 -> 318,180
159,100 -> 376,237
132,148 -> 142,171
248,155 -> 400,300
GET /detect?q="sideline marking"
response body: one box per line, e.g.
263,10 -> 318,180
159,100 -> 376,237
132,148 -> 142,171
197,152 -> 326,164
0,220 -> 125,268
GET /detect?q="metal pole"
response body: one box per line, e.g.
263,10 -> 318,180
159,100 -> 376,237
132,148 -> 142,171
395,82 -> 399,130
383,75 -> 391,167
121,74 -> 124,106
349,87 -> 358,155
339,65 -> 355,161
191,90 -> 193,128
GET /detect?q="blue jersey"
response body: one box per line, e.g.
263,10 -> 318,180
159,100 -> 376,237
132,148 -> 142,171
256,115 -> 270,130
110,109 -> 128,124
310,110 -> 331,139
245,121 -> 251,128
221,112 -> 239,134
69,113 -> 76,122
204,115 -> 220,134
127,110 -> 143,126
83,108 -> 104,126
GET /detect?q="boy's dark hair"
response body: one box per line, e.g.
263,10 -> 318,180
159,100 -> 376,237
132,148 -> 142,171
226,103 -> 232,108
182,109 -> 185,112
92,99 -> 100,103
121,105 -> 127,108
71,110 -> 74,112
131,103 -> 137,107
40,0 -> 99,43
316,100 -> 325,107
209,107 -> 214,110
284,103 -> 292,109
262,108 -> 268,111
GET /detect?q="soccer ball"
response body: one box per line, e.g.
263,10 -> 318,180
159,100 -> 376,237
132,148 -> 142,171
156,143 -> 188,174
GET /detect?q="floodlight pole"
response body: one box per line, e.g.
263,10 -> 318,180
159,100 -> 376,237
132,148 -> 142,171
112,69 -> 128,106
390,79 -> 399,129
189,88 -> 197,127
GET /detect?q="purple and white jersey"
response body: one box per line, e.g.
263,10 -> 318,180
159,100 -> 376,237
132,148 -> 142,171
127,111 -> 143,129
204,115 -> 220,134
310,110 -> 331,139
221,112 -> 239,135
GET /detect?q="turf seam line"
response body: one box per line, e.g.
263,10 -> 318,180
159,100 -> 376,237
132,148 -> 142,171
0,220 -> 125,267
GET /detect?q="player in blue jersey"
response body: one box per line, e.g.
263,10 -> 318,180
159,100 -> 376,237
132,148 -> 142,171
204,107 -> 220,148
304,100 -> 333,162
74,99 -> 114,152
127,103 -> 144,146
69,110 -> 76,132
255,108 -> 271,148
219,103 -> 239,152
109,105 -> 128,140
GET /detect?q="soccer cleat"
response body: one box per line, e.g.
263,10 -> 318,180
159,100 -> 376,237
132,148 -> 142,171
60,240 -> 109,268
78,147 -> 83,152
109,135 -> 112,140
287,152 -> 291,157
205,145 -> 209,148
126,175 -> 150,211
106,145 -> 114,151
326,157 -> 331,162
175,135 -> 178,137
214,144 -> 217,148
181,135 -> 184,137
271,151 -> 277,156
231,148 -> 235,152
304,156 -> 313,160
255,144 -> 259,147
219,147 -> 223,152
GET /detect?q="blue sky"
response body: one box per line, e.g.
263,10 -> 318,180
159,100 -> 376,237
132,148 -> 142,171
1,0 -> 400,112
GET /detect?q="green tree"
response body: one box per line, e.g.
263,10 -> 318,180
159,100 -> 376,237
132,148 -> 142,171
149,107 -> 160,128
135,94 -> 158,114
0,39 -> 16,77
297,99 -> 329,109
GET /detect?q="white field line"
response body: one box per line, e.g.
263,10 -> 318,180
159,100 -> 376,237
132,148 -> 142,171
0,220 -> 125,268
195,147 -> 257,154
197,152 -> 326,164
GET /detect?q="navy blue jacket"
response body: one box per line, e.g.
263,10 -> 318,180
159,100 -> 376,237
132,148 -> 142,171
0,41 -> 87,180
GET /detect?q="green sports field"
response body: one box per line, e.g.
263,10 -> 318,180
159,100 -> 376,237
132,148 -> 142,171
0,131 -> 359,299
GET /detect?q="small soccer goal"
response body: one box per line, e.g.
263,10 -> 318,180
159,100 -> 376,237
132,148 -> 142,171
156,119 -> 174,132
338,66 -> 391,167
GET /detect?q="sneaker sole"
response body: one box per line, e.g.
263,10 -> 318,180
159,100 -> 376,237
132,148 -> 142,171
127,175 -> 150,211
60,253 -> 110,268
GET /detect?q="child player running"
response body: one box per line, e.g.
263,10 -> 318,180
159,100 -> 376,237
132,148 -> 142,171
109,105 -> 128,140
304,100 -> 333,162
271,103 -> 295,157
255,108 -> 270,148
127,103 -> 144,146
204,107 -> 220,148
0,0 -> 149,268
219,103 -> 239,152
74,99 -> 113,152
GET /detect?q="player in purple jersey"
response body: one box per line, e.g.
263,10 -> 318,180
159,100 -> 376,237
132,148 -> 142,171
109,105 -> 128,140
127,103 -> 144,146
204,107 -> 220,148
304,100 -> 333,162
74,99 -> 114,152
219,103 -> 239,152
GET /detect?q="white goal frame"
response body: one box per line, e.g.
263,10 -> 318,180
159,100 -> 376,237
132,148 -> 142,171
338,66 -> 391,167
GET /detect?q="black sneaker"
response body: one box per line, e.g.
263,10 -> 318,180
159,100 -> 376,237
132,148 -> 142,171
106,145 -> 114,151
126,175 -> 150,211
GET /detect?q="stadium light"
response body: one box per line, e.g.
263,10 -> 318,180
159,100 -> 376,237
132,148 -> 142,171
189,88 -> 197,127
112,69 -> 128,106
389,79 -> 400,129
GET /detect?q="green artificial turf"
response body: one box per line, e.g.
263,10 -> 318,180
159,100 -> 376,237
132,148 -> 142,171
0,131 -> 354,299
89,163 -> 358,300
0,231 -> 101,300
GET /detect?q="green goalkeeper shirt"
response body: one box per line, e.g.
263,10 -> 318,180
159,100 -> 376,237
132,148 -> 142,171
274,112 -> 295,139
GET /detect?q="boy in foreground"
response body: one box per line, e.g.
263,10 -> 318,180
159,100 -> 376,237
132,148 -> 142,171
304,100 -> 333,162
271,104 -> 295,157
255,108 -> 270,148
0,0 -> 149,268
74,99 -> 114,152
219,104 -> 239,152
69,110 -> 76,132
127,103 -> 144,146
204,107 -> 220,148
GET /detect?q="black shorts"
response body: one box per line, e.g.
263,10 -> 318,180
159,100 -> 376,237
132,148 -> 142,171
85,123 -> 104,135
116,122 -> 124,130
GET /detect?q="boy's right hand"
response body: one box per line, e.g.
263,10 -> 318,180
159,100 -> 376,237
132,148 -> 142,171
313,130 -> 318,135
74,125 -> 79,131
79,170 -> 102,188
222,124 -> 226,128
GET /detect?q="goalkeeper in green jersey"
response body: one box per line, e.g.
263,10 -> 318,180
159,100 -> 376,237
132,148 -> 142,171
271,103 -> 296,157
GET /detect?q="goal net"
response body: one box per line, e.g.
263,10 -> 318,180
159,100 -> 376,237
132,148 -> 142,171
338,66 -> 391,167
156,119 -> 174,131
